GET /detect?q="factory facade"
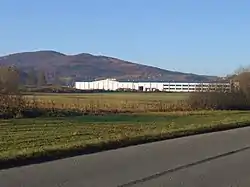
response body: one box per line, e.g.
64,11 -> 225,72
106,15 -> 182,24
75,78 -> 231,92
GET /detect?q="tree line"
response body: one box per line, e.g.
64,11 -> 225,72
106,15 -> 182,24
0,66 -> 48,89
25,69 -> 47,87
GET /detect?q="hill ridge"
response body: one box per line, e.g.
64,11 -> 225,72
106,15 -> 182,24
0,50 -> 217,85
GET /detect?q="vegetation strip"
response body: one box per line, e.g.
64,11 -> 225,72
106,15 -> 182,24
1,120 -> 250,170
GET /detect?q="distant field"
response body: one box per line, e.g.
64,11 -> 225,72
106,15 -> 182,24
24,92 -> 189,103
1,110 -> 250,164
23,92 -> 190,112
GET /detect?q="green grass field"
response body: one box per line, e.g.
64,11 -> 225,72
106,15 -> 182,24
1,110 -> 250,164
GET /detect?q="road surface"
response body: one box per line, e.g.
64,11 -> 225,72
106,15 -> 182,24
1,127 -> 250,187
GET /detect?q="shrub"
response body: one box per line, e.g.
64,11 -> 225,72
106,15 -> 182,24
187,91 -> 250,110
0,94 -> 27,118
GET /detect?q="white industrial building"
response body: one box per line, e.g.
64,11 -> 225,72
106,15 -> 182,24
75,78 -> 231,92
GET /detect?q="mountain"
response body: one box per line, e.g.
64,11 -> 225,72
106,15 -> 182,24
0,50 -> 217,85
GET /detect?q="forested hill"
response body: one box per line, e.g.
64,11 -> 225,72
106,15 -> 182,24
0,50 -> 217,85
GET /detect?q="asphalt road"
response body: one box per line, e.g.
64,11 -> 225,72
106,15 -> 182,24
1,127 -> 250,187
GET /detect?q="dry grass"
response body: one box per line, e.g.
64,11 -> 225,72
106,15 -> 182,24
24,92 -> 190,113
2,91 -> 250,118
0,92 -> 191,119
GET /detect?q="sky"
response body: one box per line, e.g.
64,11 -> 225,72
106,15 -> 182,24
1,0 -> 250,76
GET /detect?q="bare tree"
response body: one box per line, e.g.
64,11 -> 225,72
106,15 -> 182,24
26,69 -> 38,86
37,70 -> 47,87
233,71 -> 250,96
0,66 -> 26,118
234,65 -> 250,75
0,66 -> 20,94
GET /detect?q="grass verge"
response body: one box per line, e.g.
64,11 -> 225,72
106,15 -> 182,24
1,111 -> 250,170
